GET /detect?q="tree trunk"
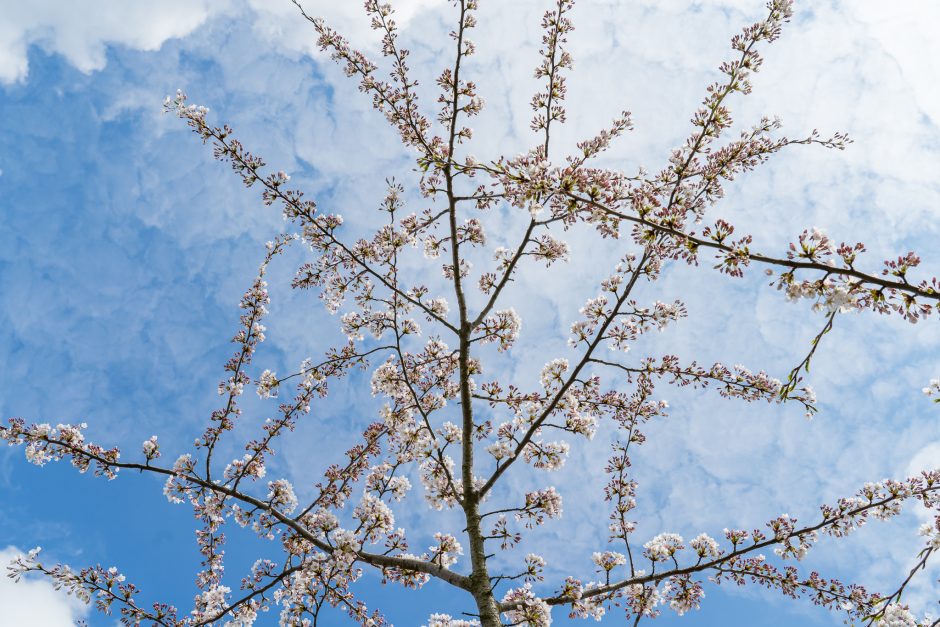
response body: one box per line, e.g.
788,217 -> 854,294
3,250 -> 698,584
464,500 -> 501,626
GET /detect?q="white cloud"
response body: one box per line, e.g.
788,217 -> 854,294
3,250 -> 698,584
0,547 -> 87,627
854,2 -> 940,128
0,0 -> 449,85
909,441 -> 940,472
247,0 -> 444,53
0,0 -> 227,83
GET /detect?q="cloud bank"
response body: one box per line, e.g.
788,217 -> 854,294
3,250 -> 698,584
0,547 -> 87,626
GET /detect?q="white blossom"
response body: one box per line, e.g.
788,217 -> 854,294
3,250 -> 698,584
644,533 -> 684,561
877,603 -> 918,627
689,533 -> 721,558
266,479 -> 298,514
592,551 -> 627,571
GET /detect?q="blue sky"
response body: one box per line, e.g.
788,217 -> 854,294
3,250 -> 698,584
1,1 -> 939,625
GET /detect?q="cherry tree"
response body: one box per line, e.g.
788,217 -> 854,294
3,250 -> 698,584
4,1 -> 940,625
